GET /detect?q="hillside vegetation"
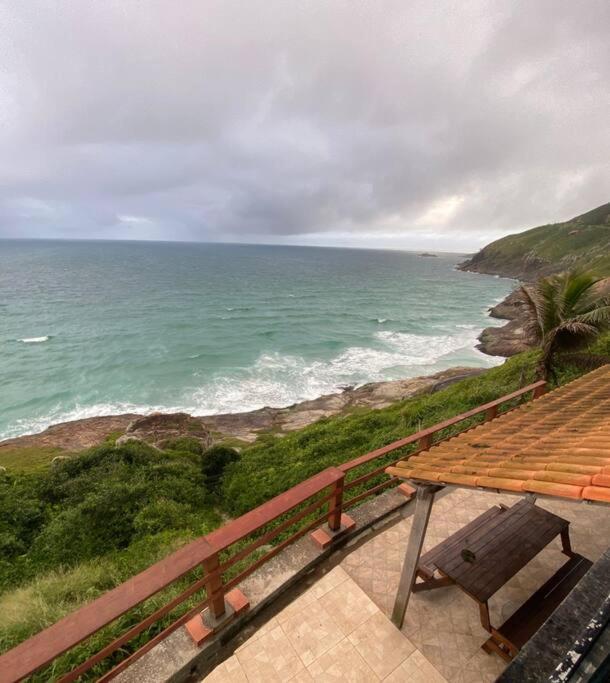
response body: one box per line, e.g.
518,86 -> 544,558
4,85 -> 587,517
460,202 -> 610,280
2,338 -> 609,679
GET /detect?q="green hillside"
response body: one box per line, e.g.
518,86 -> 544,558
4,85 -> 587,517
460,202 -> 610,280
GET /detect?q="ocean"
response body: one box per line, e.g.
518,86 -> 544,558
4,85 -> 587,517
0,240 -> 513,440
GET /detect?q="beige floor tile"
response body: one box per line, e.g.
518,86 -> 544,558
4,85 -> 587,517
235,616 -> 280,653
455,649 -> 506,683
384,649 -> 446,682
236,624 -> 305,682
318,576 -> 379,634
202,655 -> 247,682
348,611 -> 415,679
277,588 -> 320,625
277,567 -> 350,625
281,598 -> 345,666
307,639 -> 379,682
308,566 -> 351,599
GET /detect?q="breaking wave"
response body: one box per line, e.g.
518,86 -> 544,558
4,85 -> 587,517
18,336 -> 51,343
186,328 -> 499,416
1,327 -> 503,440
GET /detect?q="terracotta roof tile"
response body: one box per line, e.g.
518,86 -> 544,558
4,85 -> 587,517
439,472 -> 481,487
475,476 -> 525,492
522,480 -> 584,499
533,471 -> 592,487
547,463 -> 602,475
487,467 -> 538,479
591,473 -> 610,487
387,365 -> 610,504
583,486 -> 610,503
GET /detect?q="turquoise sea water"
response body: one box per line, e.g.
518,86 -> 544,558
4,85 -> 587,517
0,241 -> 514,440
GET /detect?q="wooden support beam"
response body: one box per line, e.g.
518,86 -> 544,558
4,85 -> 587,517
391,485 -> 440,628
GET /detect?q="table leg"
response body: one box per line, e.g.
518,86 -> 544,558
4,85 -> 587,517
560,528 -> 573,557
478,601 -> 492,633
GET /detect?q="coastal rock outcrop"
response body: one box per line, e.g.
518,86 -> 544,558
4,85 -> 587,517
476,288 -> 537,357
475,276 -> 610,358
116,413 -> 213,451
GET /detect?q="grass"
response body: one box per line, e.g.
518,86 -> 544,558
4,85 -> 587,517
0,446 -> 66,473
0,530 -> 206,681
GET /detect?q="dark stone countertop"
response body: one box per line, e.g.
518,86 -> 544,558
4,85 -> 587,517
498,545 -> 610,682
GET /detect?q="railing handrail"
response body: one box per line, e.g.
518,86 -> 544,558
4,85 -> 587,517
0,467 -> 344,682
0,380 -> 546,682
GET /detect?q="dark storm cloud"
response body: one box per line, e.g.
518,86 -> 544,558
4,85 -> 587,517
0,0 -> 608,248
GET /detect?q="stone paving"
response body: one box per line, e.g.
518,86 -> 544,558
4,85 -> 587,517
201,488 -> 610,682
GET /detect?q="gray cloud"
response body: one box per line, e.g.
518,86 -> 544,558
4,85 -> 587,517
0,0 -> 608,249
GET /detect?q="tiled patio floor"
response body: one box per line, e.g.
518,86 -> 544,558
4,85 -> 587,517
201,489 -> 610,682
201,565 -> 442,682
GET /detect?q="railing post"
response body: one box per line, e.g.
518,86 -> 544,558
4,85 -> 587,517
202,552 -> 225,621
418,433 -> 433,451
186,547 -> 249,646
485,405 -> 498,421
533,382 -> 548,399
310,469 -> 355,549
327,475 -> 344,532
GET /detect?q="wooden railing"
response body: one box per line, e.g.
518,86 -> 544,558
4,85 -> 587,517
0,380 -> 546,682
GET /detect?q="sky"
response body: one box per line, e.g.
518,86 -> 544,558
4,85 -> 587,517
0,1 -> 608,252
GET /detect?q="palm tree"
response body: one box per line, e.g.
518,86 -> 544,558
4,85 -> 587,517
520,270 -> 610,381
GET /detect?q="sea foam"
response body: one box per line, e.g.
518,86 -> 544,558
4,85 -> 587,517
18,336 -> 50,343
186,327 -> 500,417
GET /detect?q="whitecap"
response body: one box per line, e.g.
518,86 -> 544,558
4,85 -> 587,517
18,336 -> 50,343
185,327 -> 501,417
3,324 -> 505,439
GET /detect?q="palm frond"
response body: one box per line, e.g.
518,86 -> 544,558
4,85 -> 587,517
518,285 -> 543,343
574,306 -> 610,328
558,270 -> 601,317
552,321 -> 598,352
536,278 -> 561,333
555,320 -> 597,336
521,269 -> 608,373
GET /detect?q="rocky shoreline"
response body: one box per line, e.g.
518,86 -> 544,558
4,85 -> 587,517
476,287 -> 536,357
458,257 -> 536,358
0,366 -> 486,455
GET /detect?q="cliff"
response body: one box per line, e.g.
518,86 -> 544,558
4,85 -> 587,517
462,201 -> 610,356
460,202 -> 610,281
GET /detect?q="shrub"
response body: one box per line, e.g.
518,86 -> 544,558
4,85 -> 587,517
133,499 -> 192,537
161,436 -> 204,456
201,445 -> 240,492
0,441 -> 209,586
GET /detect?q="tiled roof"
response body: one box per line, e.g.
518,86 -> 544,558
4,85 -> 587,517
386,365 -> 610,503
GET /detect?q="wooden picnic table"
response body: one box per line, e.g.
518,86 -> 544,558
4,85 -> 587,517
414,498 -> 574,635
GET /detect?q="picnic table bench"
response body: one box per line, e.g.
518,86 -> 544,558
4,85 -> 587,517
414,498 -> 590,659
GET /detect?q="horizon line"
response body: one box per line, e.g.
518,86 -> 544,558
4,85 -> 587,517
0,236 -> 471,256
